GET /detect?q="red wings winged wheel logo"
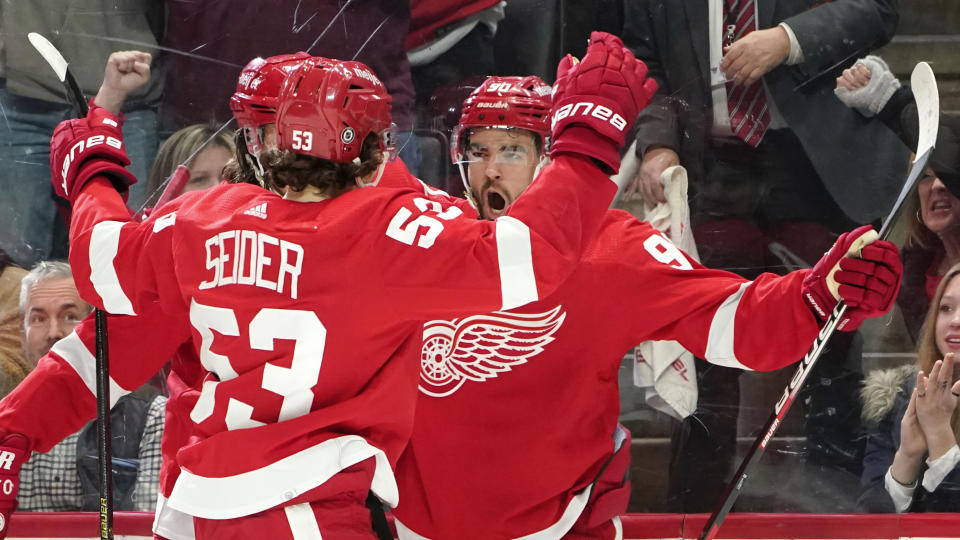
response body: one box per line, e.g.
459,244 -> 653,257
419,306 -> 566,397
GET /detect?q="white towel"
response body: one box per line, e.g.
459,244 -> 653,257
613,147 -> 699,419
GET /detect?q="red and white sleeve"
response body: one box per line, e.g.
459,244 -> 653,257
0,306 -> 189,453
609,220 -> 820,372
68,177 -> 183,316
376,154 -> 616,317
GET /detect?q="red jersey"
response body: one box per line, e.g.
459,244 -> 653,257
392,210 -> 821,539
45,154 -> 614,521
0,161 -> 483,539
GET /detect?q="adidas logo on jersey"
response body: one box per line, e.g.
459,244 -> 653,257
243,203 -> 268,219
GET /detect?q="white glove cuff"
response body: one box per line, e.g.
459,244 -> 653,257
834,55 -> 901,117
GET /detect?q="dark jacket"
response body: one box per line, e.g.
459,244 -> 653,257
622,0 -> 909,223
897,245 -> 937,343
858,365 -> 960,512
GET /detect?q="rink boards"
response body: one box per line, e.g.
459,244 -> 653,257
4,512 -> 959,539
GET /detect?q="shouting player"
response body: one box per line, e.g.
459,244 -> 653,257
388,75 -> 904,539
0,33 -> 657,539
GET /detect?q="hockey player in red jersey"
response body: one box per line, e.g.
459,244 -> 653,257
0,33 -> 657,539
0,49 -> 473,540
388,75 -> 904,538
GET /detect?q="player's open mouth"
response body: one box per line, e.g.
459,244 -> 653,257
486,190 -> 507,215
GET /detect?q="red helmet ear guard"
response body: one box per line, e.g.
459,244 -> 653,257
275,57 -> 393,163
450,75 -> 553,164
229,52 -> 313,154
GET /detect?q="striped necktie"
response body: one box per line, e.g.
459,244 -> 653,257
725,0 -> 770,147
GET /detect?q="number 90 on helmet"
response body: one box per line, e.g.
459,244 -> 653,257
229,52 -> 313,155
275,57 -> 393,163
450,75 -> 553,165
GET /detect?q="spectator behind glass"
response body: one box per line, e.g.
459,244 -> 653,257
859,263 -> 960,512
0,1 -> 163,267
0,251 -> 27,398
18,262 -> 91,369
622,0 -> 907,511
143,123 -> 236,209
14,261 -> 165,513
837,56 -> 960,342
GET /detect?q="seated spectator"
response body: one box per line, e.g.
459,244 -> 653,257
142,123 -> 236,208
0,250 -> 28,397
18,261 -> 91,372
859,263 -> 960,512
15,261 -> 165,512
836,56 -> 960,341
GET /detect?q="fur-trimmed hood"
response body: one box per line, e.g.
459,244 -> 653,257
860,364 -> 916,425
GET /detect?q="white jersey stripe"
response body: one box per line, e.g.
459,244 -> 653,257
89,220 -> 136,315
167,434 -> 398,519
285,503 -> 323,539
495,216 -> 538,310
704,282 -> 751,370
153,494 -> 196,540
50,331 -> 128,406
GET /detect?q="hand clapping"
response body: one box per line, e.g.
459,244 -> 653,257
915,352 -> 960,460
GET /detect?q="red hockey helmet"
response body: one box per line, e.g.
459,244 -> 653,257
450,75 -> 553,164
275,57 -> 392,163
229,52 -> 313,154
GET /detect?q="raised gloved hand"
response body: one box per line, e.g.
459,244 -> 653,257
49,102 -> 137,204
0,434 -> 29,539
802,225 -> 902,331
550,31 -> 658,174
834,55 -> 901,118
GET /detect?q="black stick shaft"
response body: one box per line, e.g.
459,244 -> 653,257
698,144 -> 935,540
699,302 -> 847,540
94,309 -> 113,540
66,59 -> 114,540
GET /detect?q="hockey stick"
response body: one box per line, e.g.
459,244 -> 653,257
28,32 -> 114,540
143,117 -> 235,213
698,61 -> 940,540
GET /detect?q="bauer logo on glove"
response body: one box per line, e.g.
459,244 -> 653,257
59,133 -> 124,195
49,102 -> 137,204
549,31 -> 658,174
552,102 -> 628,133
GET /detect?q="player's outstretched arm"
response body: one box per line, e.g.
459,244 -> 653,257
595,220 -> 898,373
0,305 -> 189,454
377,33 -> 659,316
49,105 -> 181,316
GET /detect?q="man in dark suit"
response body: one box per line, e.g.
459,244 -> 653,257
624,0 -> 905,264
622,0 -> 906,512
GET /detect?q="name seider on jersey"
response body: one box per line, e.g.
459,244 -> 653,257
199,229 -> 305,300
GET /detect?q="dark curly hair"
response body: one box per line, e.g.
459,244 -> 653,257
223,130 -> 264,187
261,133 -> 383,195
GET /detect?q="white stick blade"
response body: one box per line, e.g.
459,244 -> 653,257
27,32 -> 68,83
910,61 -> 939,158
